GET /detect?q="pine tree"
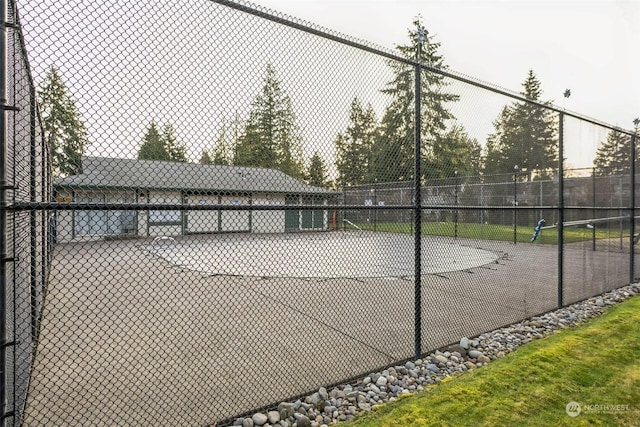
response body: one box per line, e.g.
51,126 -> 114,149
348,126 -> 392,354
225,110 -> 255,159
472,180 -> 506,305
234,64 -> 304,178
137,121 -> 168,161
426,124 -> 482,179
593,130 -> 633,176
371,17 -> 459,183
38,66 -> 90,177
306,152 -> 329,188
484,70 -> 557,180
335,98 -> 377,187
211,114 -> 242,166
162,123 -> 188,162
199,149 -> 212,165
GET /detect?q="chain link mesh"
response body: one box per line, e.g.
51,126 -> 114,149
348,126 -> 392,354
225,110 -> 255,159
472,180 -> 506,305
1,0 -> 637,425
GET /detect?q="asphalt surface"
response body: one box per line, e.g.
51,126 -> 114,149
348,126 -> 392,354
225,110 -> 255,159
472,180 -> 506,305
23,232 -> 633,426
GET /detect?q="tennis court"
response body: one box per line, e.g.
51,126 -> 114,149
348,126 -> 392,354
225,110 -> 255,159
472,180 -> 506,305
23,230 -> 632,425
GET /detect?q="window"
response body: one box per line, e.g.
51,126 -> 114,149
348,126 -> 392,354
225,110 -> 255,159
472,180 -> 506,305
149,193 -> 182,224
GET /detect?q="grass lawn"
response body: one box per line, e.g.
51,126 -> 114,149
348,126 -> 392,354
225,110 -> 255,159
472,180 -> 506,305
355,221 -> 629,245
346,295 -> 640,427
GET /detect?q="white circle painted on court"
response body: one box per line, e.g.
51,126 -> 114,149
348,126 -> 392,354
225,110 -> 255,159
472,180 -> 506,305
147,232 -> 501,278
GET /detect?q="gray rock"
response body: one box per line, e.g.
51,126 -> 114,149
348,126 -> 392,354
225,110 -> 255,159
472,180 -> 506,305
267,410 -> 280,424
252,413 -> 268,426
318,387 -> 328,400
242,418 -> 254,427
278,402 -> 295,420
448,344 -> 467,357
460,337 -> 470,349
478,355 -> 491,364
358,402 -> 372,411
405,361 -> 416,370
426,363 -> 439,372
434,355 -> 448,364
233,418 -> 244,426
297,415 -> 312,427
375,376 -> 387,387
468,350 -> 483,359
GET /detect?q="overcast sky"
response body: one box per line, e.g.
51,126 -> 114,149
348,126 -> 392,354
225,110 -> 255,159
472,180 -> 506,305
253,0 -> 640,131
19,0 -> 638,171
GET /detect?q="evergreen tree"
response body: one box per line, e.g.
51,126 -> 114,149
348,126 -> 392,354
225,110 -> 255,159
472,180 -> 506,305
212,114 -> 242,166
593,130 -> 634,176
137,121 -> 168,161
371,17 -> 459,183
335,98 -> 377,187
235,64 -> 304,178
38,66 -> 90,177
199,149 -> 212,165
484,70 -> 557,180
162,123 -> 188,162
426,124 -> 482,179
306,152 -> 329,188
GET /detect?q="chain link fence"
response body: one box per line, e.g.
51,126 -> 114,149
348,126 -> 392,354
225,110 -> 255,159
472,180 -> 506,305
1,0 -> 637,425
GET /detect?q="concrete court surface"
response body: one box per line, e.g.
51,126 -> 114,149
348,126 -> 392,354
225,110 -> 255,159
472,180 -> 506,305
23,232 -> 632,426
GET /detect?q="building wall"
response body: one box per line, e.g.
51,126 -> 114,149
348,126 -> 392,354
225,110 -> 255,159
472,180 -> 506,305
252,194 -> 285,233
53,189 -> 73,243
54,188 -> 329,242
185,194 -> 219,234
54,189 -> 137,243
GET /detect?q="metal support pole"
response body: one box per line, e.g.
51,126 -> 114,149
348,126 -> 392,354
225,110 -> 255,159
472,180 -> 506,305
592,167 -> 596,251
0,0 -> 8,419
373,183 -> 377,232
513,172 -> 517,244
30,82 -> 37,341
413,25 -> 424,359
630,134 -> 636,284
454,171 -> 458,240
558,112 -> 565,308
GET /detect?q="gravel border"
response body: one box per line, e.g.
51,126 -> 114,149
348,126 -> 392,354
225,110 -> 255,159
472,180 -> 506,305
229,283 -> 640,427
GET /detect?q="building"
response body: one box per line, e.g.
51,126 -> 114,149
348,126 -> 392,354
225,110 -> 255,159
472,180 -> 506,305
53,157 -> 335,242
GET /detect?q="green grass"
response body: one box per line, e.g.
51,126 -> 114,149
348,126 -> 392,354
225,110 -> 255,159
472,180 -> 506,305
346,295 -> 640,427
354,221 -> 629,244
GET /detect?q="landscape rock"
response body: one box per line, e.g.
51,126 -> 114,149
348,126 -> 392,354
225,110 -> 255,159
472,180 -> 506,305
296,415 -> 311,427
468,350 -> 483,359
267,410 -> 280,424
245,283 -> 640,427
251,413 -> 267,426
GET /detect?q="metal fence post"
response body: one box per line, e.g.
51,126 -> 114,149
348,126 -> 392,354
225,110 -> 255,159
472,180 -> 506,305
557,112 -> 564,308
0,0 -> 8,420
413,26 -> 424,360
630,134 -> 636,284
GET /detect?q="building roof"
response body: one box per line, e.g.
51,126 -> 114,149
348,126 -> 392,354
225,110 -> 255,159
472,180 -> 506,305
54,157 -> 334,195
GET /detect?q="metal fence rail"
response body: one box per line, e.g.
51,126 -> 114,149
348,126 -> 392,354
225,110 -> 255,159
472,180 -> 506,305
1,0 -> 638,425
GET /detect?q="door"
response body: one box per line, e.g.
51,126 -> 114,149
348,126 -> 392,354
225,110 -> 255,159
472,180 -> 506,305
285,195 -> 299,231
